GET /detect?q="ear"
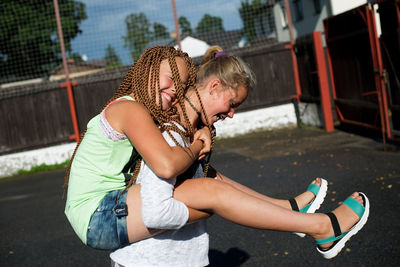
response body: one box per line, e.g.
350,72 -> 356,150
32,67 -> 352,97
208,78 -> 221,95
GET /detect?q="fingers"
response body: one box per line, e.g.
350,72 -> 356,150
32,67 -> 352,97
193,128 -> 212,160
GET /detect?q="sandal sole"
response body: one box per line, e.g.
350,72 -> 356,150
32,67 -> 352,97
316,192 -> 370,259
295,178 -> 328,237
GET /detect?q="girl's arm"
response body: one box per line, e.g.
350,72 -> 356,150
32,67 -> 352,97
139,123 -> 209,229
106,100 -> 210,179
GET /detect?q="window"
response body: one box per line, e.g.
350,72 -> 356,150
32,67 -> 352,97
293,0 -> 303,21
313,0 -> 322,14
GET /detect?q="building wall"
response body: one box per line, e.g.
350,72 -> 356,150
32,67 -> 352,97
273,0 -> 369,42
330,0 -> 367,15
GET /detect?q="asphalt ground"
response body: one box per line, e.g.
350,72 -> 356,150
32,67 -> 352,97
1,127 -> 399,267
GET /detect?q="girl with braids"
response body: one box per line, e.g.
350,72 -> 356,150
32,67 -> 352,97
110,46 -> 369,266
64,46 -> 212,250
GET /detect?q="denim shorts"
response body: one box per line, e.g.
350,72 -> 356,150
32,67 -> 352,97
87,189 -> 130,251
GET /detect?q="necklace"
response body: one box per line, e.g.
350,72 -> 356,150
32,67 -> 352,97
184,95 -> 201,115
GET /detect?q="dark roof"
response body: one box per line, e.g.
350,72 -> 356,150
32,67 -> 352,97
51,60 -> 106,75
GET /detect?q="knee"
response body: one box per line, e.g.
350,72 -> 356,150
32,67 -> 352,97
197,178 -> 234,200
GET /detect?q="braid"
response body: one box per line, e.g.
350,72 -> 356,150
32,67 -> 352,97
63,46 -> 198,195
118,158 -> 142,198
62,130 -> 86,196
192,84 -> 215,176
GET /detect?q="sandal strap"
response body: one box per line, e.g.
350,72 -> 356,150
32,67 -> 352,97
298,183 -> 320,213
315,212 -> 344,245
307,183 -> 320,196
316,231 -> 348,245
289,198 -> 299,212
326,212 -> 342,237
344,196 -> 365,218
300,203 -> 312,213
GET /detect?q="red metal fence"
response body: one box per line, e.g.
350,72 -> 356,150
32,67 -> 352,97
324,0 -> 399,142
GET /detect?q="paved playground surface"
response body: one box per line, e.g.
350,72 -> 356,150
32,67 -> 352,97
1,127 -> 399,266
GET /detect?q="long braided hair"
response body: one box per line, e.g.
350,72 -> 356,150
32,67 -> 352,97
63,46 -> 198,194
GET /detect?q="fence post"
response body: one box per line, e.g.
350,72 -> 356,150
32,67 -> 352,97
53,0 -> 80,142
171,0 -> 181,50
366,4 -> 391,142
312,31 -> 334,132
284,0 -> 302,102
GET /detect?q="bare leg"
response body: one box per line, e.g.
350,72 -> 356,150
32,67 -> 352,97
125,184 -> 211,243
125,184 -> 158,243
125,177 -> 362,248
173,178 -> 363,247
218,174 -> 323,211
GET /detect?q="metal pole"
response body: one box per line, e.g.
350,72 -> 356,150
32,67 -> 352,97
284,0 -> 295,44
53,0 -> 80,142
366,4 -> 391,142
313,31 -> 334,132
284,0 -> 301,102
171,0 -> 181,50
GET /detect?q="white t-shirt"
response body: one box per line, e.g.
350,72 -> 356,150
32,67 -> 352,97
110,123 -> 209,267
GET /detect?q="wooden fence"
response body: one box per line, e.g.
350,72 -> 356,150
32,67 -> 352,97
0,43 -> 297,155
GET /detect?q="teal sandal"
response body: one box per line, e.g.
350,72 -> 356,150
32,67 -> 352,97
290,178 -> 328,237
316,192 -> 370,259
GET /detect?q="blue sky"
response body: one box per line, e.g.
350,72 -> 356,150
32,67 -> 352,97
71,0 -> 244,65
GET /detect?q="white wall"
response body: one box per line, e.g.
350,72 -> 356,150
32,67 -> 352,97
330,0 -> 367,15
272,0 -> 377,42
0,103 -> 301,178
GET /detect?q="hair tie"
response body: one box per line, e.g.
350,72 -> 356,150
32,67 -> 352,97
215,51 -> 228,58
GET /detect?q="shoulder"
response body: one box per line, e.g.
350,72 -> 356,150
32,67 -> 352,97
107,100 -> 151,120
104,99 -> 152,134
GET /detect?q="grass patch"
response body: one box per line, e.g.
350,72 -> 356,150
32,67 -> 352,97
16,160 -> 70,176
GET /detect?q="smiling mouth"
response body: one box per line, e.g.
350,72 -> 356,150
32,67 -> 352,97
162,91 -> 173,102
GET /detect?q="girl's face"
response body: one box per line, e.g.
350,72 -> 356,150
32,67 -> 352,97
204,82 -> 248,125
157,57 -> 189,110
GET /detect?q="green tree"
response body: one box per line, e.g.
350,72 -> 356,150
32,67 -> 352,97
104,44 -> 121,68
0,0 -> 87,82
239,0 -> 265,43
178,16 -> 192,35
195,14 -> 225,34
123,12 -> 152,61
153,22 -> 169,40
69,52 -> 84,63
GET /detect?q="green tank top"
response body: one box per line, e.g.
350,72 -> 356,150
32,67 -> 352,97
65,96 -> 139,244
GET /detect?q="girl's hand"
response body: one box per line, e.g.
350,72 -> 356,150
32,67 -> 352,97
193,127 -> 211,160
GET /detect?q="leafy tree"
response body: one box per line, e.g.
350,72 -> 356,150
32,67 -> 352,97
69,52 -> 84,63
153,22 -> 169,40
104,44 -> 121,68
123,12 -> 152,61
239,0 -> 265,43
195,14 -> 225,34
0,0 -> 87,82
178,16 -> 192,35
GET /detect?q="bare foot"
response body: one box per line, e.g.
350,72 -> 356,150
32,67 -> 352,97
314,192 -> 364,250
293,177 -> 322,211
